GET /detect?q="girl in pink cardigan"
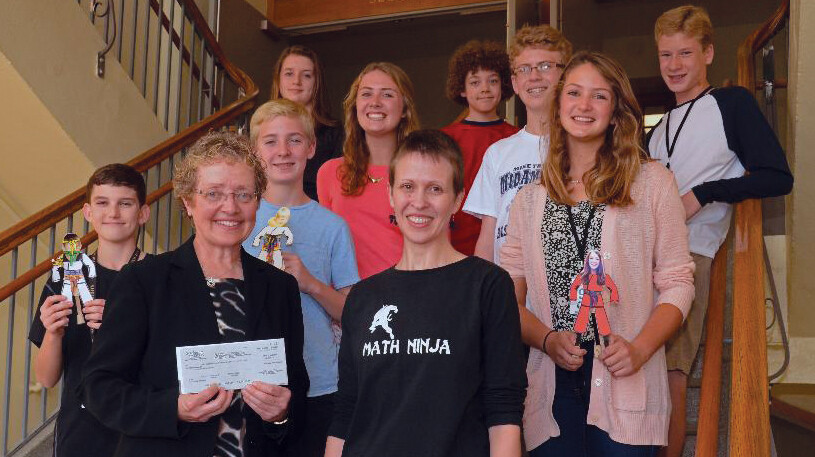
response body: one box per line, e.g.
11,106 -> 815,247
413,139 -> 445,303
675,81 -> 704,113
500,52 -> 694,456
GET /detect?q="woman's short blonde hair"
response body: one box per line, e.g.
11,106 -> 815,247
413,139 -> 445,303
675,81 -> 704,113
654,5 -> 713,50
173,131 -> 267,209
250,99 -> 316,146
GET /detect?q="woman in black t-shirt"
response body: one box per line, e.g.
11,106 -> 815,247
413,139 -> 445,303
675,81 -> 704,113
326,130 -> 526,457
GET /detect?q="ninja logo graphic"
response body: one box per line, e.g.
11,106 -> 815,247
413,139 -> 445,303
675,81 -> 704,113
369,304 -> 398,340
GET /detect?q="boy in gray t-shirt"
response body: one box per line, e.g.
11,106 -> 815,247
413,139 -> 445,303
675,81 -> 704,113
244,99 -> 359,457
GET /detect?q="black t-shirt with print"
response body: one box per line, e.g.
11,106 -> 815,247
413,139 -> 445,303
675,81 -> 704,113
329,256 -> 526,457
29,257 -> 151,457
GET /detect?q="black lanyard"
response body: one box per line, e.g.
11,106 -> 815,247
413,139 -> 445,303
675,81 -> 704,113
664,86 -> 713,169
566,204 -> 597,263
88,247 -> 141,297
89,247 -> 141,265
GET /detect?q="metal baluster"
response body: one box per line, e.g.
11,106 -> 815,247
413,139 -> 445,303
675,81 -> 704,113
218,67 -> 225,113
198,46 -> 207,120
163,0 -> 176,131
141,0 -> 150,96
83,218 -> 90,236
67,214 -> 74,234
209,51 -> 216,116
153,0 -> 164,115
42,227 -> 56,423
22,237 -> 39,440
2,248 -> 20,455
165,157 -> 174,251
141,170 -> 148,251
178,208 -> 185,246
174,6 -> 186,133
186,31 -> 197,127
117,0 -> 125,60
130,0 -> 139,79
153,166 -> 161,253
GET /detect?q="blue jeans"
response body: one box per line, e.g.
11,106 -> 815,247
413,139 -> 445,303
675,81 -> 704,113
528,340 -> 658,457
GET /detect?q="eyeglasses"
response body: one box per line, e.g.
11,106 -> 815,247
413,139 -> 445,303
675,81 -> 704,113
513,61 -> 565,76
195,189 -> 258,204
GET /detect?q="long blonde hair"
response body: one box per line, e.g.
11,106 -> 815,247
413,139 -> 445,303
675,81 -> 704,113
340,62 -> 420,196
542,51 -> 648,207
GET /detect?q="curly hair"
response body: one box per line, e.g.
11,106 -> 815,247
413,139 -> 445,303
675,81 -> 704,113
270,45 -> 337,127
509,24 -> 573,66
542,51 -> 649,207
445,40 -> 513,106
173,131 -> 267,211
339,62 -> 420,196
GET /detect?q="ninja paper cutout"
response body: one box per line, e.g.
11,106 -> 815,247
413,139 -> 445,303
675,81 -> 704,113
252,207 -> 293,270
569,249 -> 619,345
51,233 -> 96,325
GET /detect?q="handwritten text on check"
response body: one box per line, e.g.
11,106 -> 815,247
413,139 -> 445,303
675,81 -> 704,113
176,339 -> 288,394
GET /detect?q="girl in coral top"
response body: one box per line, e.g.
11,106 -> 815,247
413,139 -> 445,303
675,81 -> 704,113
317,62 -> 420,279
500,52 -> 694,456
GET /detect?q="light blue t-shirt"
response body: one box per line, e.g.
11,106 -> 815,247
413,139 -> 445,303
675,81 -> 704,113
243,199 -> 359,397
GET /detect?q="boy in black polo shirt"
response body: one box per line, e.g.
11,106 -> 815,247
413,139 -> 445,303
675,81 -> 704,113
29,164 -> 150,457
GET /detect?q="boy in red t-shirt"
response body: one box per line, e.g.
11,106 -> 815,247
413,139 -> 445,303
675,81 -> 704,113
441,40 -> 518,255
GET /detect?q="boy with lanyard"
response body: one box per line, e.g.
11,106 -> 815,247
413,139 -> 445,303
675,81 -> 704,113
243,99 -> 359,457
464,25 -> 572,264
29,164 -> 151,457
646,6 -> 793,457
441,40 -> 519,255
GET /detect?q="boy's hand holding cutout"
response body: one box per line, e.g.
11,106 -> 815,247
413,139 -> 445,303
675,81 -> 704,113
82,298 -> 106,330
39,295 -> 73,335
280,252 -> 317,294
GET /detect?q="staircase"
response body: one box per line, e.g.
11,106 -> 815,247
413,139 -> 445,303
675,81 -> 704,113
0,1 -> 257,455
685,2 -> 792,456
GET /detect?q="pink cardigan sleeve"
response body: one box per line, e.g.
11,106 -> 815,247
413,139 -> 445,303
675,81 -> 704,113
650,165 -> 696,319
500,186 -> 530,279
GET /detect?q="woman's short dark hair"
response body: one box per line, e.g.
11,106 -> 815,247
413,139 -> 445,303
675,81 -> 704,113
389,130 -> 464,195
86,164 -> 147,205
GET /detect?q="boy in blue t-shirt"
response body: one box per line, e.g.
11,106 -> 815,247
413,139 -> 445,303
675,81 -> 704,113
243,99 -> 359,457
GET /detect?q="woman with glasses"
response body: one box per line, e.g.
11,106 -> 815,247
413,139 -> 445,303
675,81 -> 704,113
82,131 -> 308,457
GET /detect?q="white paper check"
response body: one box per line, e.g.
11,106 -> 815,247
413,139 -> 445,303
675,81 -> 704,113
175,339 -> 288,394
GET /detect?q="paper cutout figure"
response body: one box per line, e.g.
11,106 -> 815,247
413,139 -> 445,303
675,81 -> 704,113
569,249 -> 618,345
252,207 -> 293,270
51,233 -> 96,325
569,285 -> 583,316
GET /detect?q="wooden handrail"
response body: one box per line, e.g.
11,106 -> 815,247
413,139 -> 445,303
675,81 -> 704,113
728,1 -> 789,456
0,0 -> 258,298
694,238 -> 728,457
